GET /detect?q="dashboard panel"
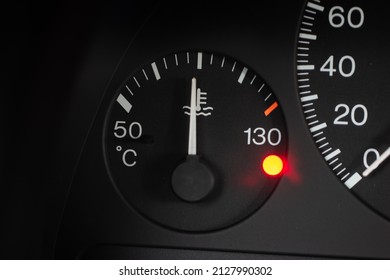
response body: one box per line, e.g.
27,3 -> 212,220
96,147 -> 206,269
2,0 -> 390,259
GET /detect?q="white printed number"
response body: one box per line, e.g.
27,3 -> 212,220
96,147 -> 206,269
333,104 -> 368,126
244,127 -> 282,146
329,6 -> 364,28
114,121 -> 143,139
320,55 -> 355,77
363,148 -> 379,169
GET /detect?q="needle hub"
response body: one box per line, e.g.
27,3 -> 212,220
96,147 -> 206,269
172,156 -> 215,202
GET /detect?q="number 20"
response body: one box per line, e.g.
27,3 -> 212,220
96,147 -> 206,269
333,104 -> 368,126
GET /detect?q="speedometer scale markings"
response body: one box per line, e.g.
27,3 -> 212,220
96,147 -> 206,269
297,0 -> 390,220
105,51 -> 287,231
297,1 -> 349,183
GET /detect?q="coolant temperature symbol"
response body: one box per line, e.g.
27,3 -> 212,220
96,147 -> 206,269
183,88 -> 213,116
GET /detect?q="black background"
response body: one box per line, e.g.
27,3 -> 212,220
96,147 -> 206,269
2,0 -> 160,259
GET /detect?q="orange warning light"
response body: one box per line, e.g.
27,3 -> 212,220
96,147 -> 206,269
262,154 -> 284,176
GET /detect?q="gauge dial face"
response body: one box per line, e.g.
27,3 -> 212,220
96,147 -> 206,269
297,1 -> 390,219
104,51 -> 287,231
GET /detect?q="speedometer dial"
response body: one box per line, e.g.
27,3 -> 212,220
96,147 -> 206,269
296,1 -> 390,219
104,51 -> 287,231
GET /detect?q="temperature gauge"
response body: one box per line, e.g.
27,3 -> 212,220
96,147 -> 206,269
104,51 -> 287,231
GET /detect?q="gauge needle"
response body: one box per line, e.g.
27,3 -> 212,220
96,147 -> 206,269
188,77 -> 197,155
363,146 -> 390,177
171,77 -> 215,202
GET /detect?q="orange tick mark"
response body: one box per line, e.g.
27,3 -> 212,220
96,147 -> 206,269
264,101 -> 278,116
